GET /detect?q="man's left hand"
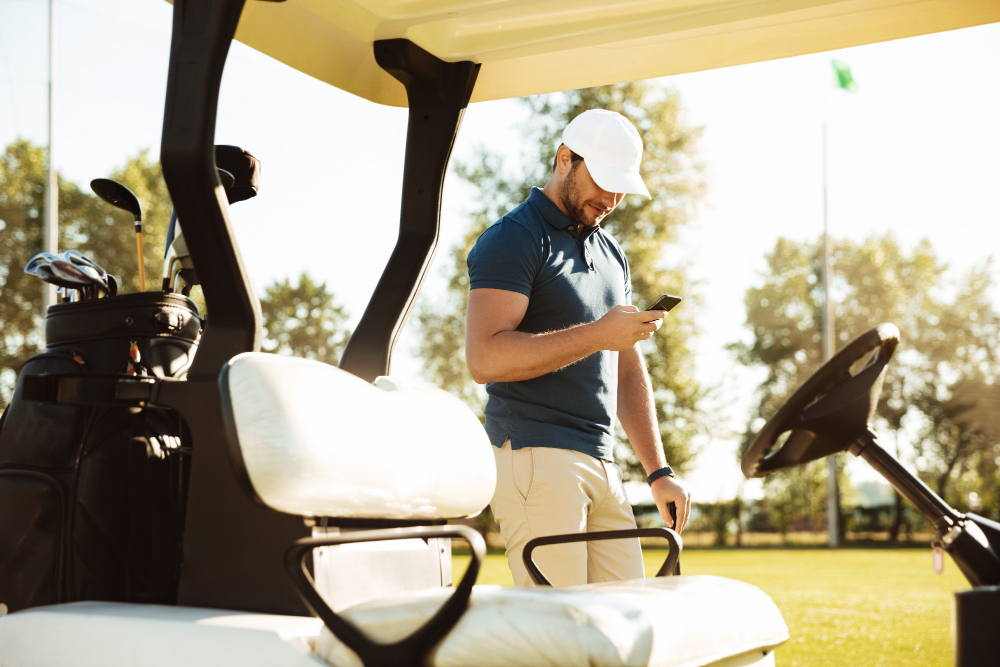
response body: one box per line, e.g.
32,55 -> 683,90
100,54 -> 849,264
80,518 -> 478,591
651,475 -> 691,532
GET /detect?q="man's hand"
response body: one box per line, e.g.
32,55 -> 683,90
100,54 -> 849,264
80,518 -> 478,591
595,305 -> 666,352
651,475 -> 691,532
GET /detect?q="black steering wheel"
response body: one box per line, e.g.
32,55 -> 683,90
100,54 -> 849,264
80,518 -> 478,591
742,323 -> 899,478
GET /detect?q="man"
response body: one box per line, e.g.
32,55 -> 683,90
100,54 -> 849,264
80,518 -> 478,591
465,109 -> 692,588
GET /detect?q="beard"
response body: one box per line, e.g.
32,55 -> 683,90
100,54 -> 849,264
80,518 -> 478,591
557,163 -> 606,226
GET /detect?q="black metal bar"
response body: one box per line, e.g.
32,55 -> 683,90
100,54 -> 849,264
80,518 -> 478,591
286,525 -> 485,667
160,0 -> 260,380
157,0 -> 311,615
523,527 -> 682,586
338,40 -> 479,381
668,503 -> 681,575
849,430 -> 960,535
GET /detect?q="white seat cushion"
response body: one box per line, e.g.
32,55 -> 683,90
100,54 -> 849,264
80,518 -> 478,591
0,602 -> 324,666
222,353 -> 496,519
315,575 -> 788,667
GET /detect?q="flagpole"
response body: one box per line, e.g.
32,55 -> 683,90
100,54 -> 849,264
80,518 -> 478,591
822,62 -> 840,549
43,0 -> 58,312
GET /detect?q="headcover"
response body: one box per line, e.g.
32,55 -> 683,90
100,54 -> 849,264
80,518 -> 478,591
215,145 -> 261,204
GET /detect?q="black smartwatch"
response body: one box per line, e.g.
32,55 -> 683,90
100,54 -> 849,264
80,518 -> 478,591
647,465 -> 676,486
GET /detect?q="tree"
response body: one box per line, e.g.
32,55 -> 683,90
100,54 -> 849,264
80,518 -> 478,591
917,376 -> 998,498
0,140 -> 47,400
259,273 -> 350,365
0,139 -> 350,411
732,234 -> 1000,532
416,82 -> 706,477
1,140 -> 173,405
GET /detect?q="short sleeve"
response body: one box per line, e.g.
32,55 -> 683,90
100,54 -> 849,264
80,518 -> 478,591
467,219 -> 542,297
623,254 -> 632,305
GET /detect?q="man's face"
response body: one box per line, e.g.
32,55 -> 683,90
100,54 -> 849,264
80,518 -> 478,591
557,158 -> 624,227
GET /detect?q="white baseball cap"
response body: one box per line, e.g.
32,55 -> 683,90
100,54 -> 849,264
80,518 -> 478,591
561,109 -> 650,199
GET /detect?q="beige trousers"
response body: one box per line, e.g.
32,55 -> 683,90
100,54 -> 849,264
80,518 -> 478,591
490,439 -> 644,587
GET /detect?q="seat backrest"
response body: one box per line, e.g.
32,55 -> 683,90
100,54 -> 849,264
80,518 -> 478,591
220,353 -> 496,520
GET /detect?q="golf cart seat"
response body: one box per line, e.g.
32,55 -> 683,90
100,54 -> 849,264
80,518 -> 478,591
218,353 -> 789,667
313,576 -> 788,667
0,576 -> 787,667
219,352 -> 497,519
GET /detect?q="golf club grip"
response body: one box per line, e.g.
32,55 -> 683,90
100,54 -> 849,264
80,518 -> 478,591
668,503 -> 681,575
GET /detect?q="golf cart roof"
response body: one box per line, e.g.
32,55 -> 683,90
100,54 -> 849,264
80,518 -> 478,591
234,0 -> 1000,107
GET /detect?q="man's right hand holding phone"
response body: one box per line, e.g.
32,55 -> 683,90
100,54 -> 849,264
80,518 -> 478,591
594,294 -> 682,351
595,305 -> 667,351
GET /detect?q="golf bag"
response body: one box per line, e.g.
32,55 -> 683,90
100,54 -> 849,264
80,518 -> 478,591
0,292 -> 200,613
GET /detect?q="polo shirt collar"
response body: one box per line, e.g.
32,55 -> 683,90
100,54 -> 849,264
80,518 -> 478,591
527,187 -> 600,237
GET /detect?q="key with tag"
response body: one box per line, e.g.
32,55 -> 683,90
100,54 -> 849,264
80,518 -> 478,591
932,540 -> 944,575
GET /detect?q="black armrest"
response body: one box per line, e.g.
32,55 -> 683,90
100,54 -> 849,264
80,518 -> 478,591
523,527 -> 682,586
285,524 -> 484,667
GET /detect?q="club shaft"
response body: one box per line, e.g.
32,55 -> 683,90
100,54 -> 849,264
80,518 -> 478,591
135,227 -> 146,291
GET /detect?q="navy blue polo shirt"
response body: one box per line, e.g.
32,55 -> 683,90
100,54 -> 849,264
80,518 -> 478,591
467,187 -> 632,461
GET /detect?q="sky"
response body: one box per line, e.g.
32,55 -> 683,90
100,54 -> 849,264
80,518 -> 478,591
2,0 -> 998,503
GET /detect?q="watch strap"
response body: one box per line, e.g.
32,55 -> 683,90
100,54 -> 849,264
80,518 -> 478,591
647,465 -> 675,486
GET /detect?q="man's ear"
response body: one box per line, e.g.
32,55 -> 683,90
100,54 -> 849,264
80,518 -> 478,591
554,145 -> 573,175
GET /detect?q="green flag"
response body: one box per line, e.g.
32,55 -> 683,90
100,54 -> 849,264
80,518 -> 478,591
832,59 -> 858,92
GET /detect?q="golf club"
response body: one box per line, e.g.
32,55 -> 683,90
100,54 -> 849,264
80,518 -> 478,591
77,265 -> 109,291
91,178 -> 145,291
24,252 -> 60,275
64,249 -> 109,281
55,286 -> 79,303
161,168 -> 233,294
50,260 -> 95,287
54,261 -> 109,300
25,250 -> 115,301
30,264 -> 82,294
163,229 -> 195,295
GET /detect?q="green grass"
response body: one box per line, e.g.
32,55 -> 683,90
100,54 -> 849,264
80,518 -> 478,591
454,548 -> 968,666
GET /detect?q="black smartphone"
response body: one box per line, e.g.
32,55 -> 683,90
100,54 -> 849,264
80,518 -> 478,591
645,294 -> 682,312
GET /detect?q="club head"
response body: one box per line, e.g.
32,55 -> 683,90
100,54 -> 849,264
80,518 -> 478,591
91,178 -> 142,222
107,275 -> 119,297
33,263 -> 78,289
24,252 -> 59,275
76,264 -> 108,290
50,260 -> 93,287
63,250 -> 108,280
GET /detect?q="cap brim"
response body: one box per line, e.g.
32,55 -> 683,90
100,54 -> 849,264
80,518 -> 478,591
585,160 -> 651,199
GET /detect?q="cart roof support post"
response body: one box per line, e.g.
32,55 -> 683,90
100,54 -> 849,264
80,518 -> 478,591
160,0 -> 262,379
338,41 -> 479,381
160,0 -> 310,616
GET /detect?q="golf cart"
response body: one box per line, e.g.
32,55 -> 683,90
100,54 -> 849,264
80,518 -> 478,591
1,0 -> 999,665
